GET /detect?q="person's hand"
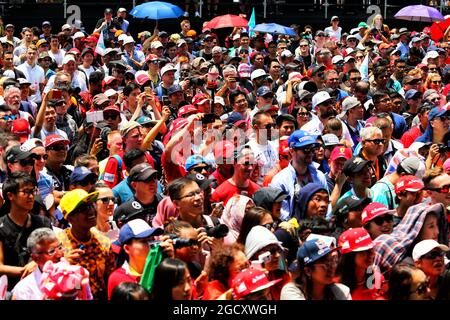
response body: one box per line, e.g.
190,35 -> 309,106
117,92 -> 125,104
210,237 -> 223,253
335,170 -> 347,186
21,261 -> 37,279
90,138 -> 103,156
428,143 -> 440,159
196,228 -> 213,247
159,235 -> 175,258
180,79 -> 190,91
65,248 -> 85,265
210,202 -> 224,218
161,106 -> 171,120
195,271 -> 208,296
137,92 -> 147,107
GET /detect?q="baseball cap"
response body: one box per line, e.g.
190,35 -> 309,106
343,156 -> 371,176
344,56 -> 356,63
297,90 -> 313,101
115,219 -> 163,246
5,24 -> 14,29
321,134 -> 340,147
104,8 -> 113,14
281,49 -> 293,58
339,96 -> 361,117
192,93 -> 209,105
297,238 -> 334,266
358,22 -> 368,29
158,31 -> 168,38
329,146 -> 352,162
185,155 -> 207,171
145,54 -> 159,63
167,84 -> 183,96
121,121 -> 141,137
42,21 -> 51,27
227,112 -> 247,127
412,239 -> 450,261
177,39 -> 187,47
92,93 -> 109,107
103,76 -> 117,85
61,23 -> 71,31
250,69 -> 268,81
398,156 -> 425,177
123,36 -> 135,46
20,138 -> 43,152
238,63 -> 251,78
44,134 -> 70,148
212,46 -> 222,54
35,39 -> 48,48
331,55 -> 344,64
288,130 -> 319,149
11,119 -> 30,143
62,55 -> 75,65
214,96 -> 225,106
118,7 -> 127,12
150,41 -> 164,49
60,189 -> 99,219
252,187 -> 288,210
428,106 -> 450,121
405,89 -> 421,100
160,64 -> 177,76
232,34 -> 240,41
213,140 -> 235,161
338,228 -> 374,254
279,137 -> 289,156
333,195 -> 371,218
331,15 -> 339,22
128,163 -> 158,182
136,116 -> 157,126
103,104 -> 120,114
312,91 -> 332,108
133,71 -> 150,86
70,166 -> 98,185
178,104 -> 198,117
185,173 -> 214,190
5,145 -> 37,163
192,57 -> 206,70
315,30 -> 325,36
394,175 -> 424,194
256,86 -> 273,97
361,202 -> 395,225
231,268 -> 282,300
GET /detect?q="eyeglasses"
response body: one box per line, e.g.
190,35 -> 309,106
262,222 -> 278,230
34,244 -> 63,256
18,188 -> 38,196
98,196 -> 116,204
366,138 -> 386,145
422,250 -> 446,260
411,279 -> 430,296
300,44 -> 309,47
178,188 -> 203,200
298,112 -> 309,117
34,154 -> 48,161
372,214 -> 393,226
46,144 -> 67,152
104,113 -> 119,120
425,184 -> 450,194
191,165 -> 210,173
1,114 -> 16,121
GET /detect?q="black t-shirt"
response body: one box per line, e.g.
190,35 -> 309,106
113,195 -> 162,226
45,165 -> 73,192
0,213 -> 52,290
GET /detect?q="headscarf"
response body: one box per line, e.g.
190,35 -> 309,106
373,202 -> 448,275
221,194 -> 253,244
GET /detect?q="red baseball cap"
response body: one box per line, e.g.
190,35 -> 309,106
84,36 -> 98,43
329,146 -> 352,161
145,54 -> 159,63
192,93 -> 209,105
103,76 -> 117,85
11,118 -> 30,143
170,118 -> 189,131
279,138 -> 289,156
394,175 -> 424,194
178,104 -> 198,117
231,268 -> 282,300
338,227 -> 374,254
103,105 -> 121,114
68,48 -> 81,55
44,134 -> 70,148
361,202 -> 394,225
213,140 -> 235,161
135,71 -> 151,86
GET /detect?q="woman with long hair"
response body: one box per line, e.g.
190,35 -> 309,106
152,258 -> 195,300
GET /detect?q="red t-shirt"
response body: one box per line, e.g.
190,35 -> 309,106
400,125 -> 422,149
161,151 -> 187,184
202,280 -> 227,300
210,180 -> 260,205
107,264 -> 140,300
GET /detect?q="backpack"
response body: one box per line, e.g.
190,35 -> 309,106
99,154 -> 124,183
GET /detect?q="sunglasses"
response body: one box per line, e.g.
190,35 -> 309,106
98,196 -> 116,204
350,77 -> 362,81
1,114 -> 16,121
425,184 -> 450,194
104,113 -> 119,120
422,250 -> 446,260
366,138 -> 386,145
191,165 -> 210,173
262,123 -> 275,130
47,144 -> 67,152
262,222 -> 278,230
298,112 -> 309,117
432,80 -> 442,84
372,214 -> 393,226
296,146 -> 318,153
34,154 -> 49,161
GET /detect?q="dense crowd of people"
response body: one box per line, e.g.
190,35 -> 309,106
0,7 -> 449,301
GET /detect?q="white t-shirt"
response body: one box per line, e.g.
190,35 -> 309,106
324,26 -> 342,41
11,268 -> 43,300
79,65 -> 96,79
247,138 -> 278,185
48,49 -> 66,67
16,62 -> 45,103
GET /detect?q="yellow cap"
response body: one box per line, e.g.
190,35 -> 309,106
36,39 -> 48,47
115,30 -> 124,38
186,29 -> 197,37
60,189 -> 99,219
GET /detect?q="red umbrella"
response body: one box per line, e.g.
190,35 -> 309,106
430,17 -> 450,42
203,14 -> 248,31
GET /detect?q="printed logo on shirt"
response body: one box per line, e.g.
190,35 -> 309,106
103,173 -> 115,183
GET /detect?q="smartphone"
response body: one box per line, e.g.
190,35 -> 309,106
144,86 -> 152,95
48,89 -> 62,100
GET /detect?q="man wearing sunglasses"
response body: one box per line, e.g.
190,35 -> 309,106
184,155 -> 210,178
361,202 -> 395,240
393,175 -> 425,226
5,145 -> 39,176
301,91 -> 336,135
69,166 -> 98,194
423,167 -> 450,211
358,126 -> 386,185
271,130 -> 328,221
43,134 -> 72,193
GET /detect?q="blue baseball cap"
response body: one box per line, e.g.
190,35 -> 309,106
405,89 -> 421,100
227,111 -> 247,127
428,106 -> 450,121
288,130 -> 319,149
115,219 -> 163,246
70,166 -> 98,185
167,84 -> 182,96
185,155 -> 207,171
256,86 -> 273,97
297,238 -> 334,266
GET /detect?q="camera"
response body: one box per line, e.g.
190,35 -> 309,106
171,237 -> 199,249
100,125 -> 112,146
204,224 -> 229,239
437,142 -> 450,153
190,76 -> 205,87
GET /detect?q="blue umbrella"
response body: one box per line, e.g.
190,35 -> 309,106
252,23 -> 296,36
130,1 -> 184,20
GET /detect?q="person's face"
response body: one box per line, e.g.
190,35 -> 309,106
299,42 -> 309,54
124,128 -> 143,150
254,55 -> 264,66
329,157 -> 346,176
104,12 -> 113,21
354,249 -> 375,270
419,213 -> 439,242
416,248 -> 446,278
31,239 -> 63,268
426,174 -> 450,207
317,100 -> 336,120
366,214 -> 394,239
32,146 -> 47,173
427,93 -> 441,106
0,110 -> 14,131
362,132 -> 384,156
3,53 -> 13,67
353,165 -> 372,188
8,156 -> 35,175
46,143 -> 68,164
399,190 -> 424,207
171,268 -> 193,300
296,108 -> 310,127
6,89 -> 21,111
254,244 -> 282,272
233,94 -> 248,112
127,88 -> 141,107
306,190 -> 329,218
8,182 -> 36,211
82,52 -> 94,65
24,31 -> 33,42
175,227 -> 200,263
235,154 -> 255,180
103,111 -> 120,129
95,188 -> 115,219
227,250 -> 250,287
181,22 -> 190,32
308,253 -> 338,286
325,73 -> 339,90
240,36 -> 249,47
175,182 -> 204,219
108,134 -> 123,154
255,114 -> 274,141
348,104 -> 364,121
162,71 -> 175,85
134,176 -> 158,197
197,101 -> 211,114
290,145 -> 317,166
278,121 -> 295,137
69,204 -> 97,231
409,269 -> 430,300
63,60 -> 76,74
124,237 -> 153,271
44,106 -> 57,125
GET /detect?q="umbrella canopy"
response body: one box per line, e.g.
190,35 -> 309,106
130,1 -> 184,20
430,17 -> 450,42
394,5 -> 444,23
203,14 -> 249,30
252,23 -> 296,36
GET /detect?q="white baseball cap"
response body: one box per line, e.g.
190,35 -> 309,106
214,96 -> 225,106
250,69 -> 268,81
61,24 -> 71,31
331,55 -> 344,64
118,7 -> 127,12
412,239 -> 449,261
151,41 -> 164,49
312,91 -> 332,108
62,55 -> 76,65
123,36 -> 135,45
160,64 -> 177,76
72,31 -> 85,40
118,34 -> 128,42
104,89 -> 118,98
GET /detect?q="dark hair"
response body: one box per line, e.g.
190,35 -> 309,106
240,32 -> 249,39
89,71 -> 104,85
373,66 -> 387,79
123,82 -> 141,96
276,114 -> 297,129
252,111 -> 271,127
298,216 -> 334,242
336,251 -> 360,292
110,282 -> 150,301
167,177 -> 197,201
236,206 -> 271,245
123,148 -> 145,171
0,133 -> 18,149
387,264 -> 418,300
372,90 -> 390,104
208,243 -> 245,287
354,82 -> 369,94
151,258 -> 189,300
229,90 -> 246,106
2,171 -> 36,200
